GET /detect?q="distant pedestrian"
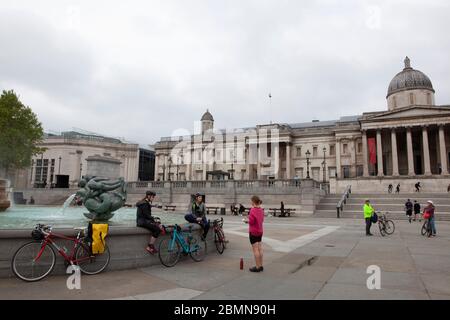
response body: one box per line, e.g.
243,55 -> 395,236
238,204 -> 246,216
388,184 -> 393,194
280,201 -> 285,217
363,199 -> 375,236
243,196 -> 265,272
29,196 -> 35,205
415,182 -> 421,193
423,200 -> 437,237
405,199 -> 413,223
395,184 -> 401,194
413,200 -> 421,222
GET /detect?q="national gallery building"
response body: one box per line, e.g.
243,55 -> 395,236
154,57 -> 450,192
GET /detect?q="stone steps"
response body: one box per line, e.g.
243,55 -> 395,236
315,192 -> 450,221
314,209 -> 450,221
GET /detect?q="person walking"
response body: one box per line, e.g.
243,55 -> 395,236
415,182 -> 421,193
238,204 -> 246,216
395,184 -> 401,194
136,191 -> 164,254
413,200 -> 421,222
280,201 -> 285,217
405,199 -> 413,223
184,193 -> 210,240
363,199 -> 375,236
243,196 -> 265,272
423,200 -> 437,237
388,184 -> 393,194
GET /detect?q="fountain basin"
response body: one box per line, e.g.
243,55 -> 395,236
0,223 -> 214,278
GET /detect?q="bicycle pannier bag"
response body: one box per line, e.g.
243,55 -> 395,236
88,223 -> 109,254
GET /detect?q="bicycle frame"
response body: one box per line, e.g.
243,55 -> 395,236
35,231 -> 90,264
168,227 -> 198,254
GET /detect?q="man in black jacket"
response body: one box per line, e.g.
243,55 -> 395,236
136,191 -> 163,254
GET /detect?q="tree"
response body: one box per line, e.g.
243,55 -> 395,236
0,90 -> 45,176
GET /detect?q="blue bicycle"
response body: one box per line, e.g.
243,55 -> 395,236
158,224 -> 207,267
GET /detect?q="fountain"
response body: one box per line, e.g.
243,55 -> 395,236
0,179 -> 11,212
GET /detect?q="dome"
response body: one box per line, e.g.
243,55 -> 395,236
387,57 -> 434,98
201,109 -> 214,121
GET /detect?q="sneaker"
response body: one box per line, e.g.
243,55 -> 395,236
146,245 -> 158,255
249,266 -> 261,273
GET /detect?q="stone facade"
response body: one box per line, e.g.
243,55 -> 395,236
16,130 -> 140,188
0,179 -> 11,211
154,57 -> 450,186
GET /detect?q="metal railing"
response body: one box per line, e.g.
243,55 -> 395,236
336,185 -> 352,218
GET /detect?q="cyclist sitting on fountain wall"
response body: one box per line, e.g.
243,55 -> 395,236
136,191 -> 163,254
184,193 -> 210,241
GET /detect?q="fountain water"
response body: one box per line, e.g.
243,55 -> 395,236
62,194 -> 76,212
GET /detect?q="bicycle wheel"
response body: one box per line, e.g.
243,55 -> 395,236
214,229 -> 226,254
378,222 -> 386,237
384,220 -> 395,235
11,241 -> 56,282
75,242 -> 110,275
190,234 -> 207,262
421,222 -> 428,236
158,237 -> 181,267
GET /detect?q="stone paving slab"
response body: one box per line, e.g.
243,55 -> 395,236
1,217 -> 450,300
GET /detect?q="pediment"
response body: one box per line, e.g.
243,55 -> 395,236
365,106 -> 450,121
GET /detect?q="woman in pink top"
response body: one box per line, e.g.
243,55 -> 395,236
243,195 -> 264,272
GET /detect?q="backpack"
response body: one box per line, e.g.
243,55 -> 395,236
87,222 -> 109,254
371,212 -> 378,223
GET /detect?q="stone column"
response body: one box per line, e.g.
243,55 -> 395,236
439,125 -> 448,175
391,128 -> 399,176
154,155 -> 159,181
422,126 -> 432,176
335,139 -> 341,178
376,130 -> 383,177
362,130 -> 369,177
406,127 -> 415,176
164,155 -> 168,181
350,138 -> 357,177
286,143 -> 292,179
274,145 -> 280,179
202,148 -> 207,180
257,145 -> 262,179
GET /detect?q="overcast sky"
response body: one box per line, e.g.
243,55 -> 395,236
1,0 -> 450,146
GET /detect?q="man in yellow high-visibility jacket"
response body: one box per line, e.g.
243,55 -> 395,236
363,199 -> 375,236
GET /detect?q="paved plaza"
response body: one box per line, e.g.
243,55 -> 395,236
1,215 -> 450,300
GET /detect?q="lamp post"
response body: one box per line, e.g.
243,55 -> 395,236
306,150 -> 311,179
168,156 -> 172,181
322,147 -> 327,183
58,156 -> 62,174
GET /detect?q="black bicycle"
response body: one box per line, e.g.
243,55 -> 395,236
376,211 -> 395,237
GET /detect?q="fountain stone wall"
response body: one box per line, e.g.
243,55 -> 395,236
0,179 -> 11,212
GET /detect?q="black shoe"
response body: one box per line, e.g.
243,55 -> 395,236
201,235 -> 206,241
249,266 -> 261,272
366,233 -> 373,236
258,266 -> 264,272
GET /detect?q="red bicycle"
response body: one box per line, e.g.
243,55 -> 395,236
211,218 -> 227,254
11,224 -> 110,282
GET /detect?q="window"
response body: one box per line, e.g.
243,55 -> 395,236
357,143 -> 362,154
296,147 -> 301,157
313,146 -> 318,157
357,165 -> 363,177
330,145 -> 335,156
427,93 -> 432,105
343,144 -> 348,155
410,93 -> 415,105
197,151 -> 202,161
393,96 -> 397,108
343,166 -> 350,178
216,150 -> 221,161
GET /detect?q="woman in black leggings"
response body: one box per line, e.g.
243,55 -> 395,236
136,191 -> 162,254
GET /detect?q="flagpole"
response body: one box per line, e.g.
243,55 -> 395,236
269,93 -> 272,124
